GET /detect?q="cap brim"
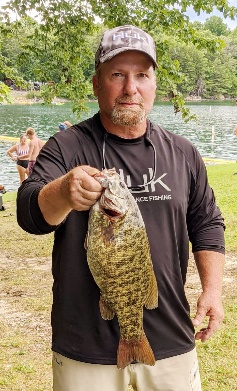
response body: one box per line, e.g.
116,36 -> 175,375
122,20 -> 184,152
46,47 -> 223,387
99,47 -> 158,68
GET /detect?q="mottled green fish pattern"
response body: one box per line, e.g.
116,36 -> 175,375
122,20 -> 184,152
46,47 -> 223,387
86,168 -> 158,369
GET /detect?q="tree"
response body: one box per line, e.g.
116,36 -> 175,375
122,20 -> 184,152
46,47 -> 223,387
0,0 -> 237,117
204,16 -> 231,36
169,41 -> 209,98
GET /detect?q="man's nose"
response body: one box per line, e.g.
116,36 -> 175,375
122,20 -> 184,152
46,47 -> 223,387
123,76 -> 137,95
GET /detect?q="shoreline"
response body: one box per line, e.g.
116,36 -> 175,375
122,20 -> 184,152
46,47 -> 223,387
3,90 -> 70,105
3,91 -> 236,106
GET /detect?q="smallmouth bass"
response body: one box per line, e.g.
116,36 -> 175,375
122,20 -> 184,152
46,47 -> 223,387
85,168 -> 158,369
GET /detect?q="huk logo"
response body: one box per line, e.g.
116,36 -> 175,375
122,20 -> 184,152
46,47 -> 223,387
112,32 -> 148,45
118,168 -> 171,193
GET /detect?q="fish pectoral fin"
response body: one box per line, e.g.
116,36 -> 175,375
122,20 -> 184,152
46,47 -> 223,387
99,297 -> 115,320
84,232 -> 89,251
144,271 -> 158,309
117,335 -> 156,369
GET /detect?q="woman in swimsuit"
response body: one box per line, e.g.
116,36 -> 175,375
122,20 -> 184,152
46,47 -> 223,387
7,133 -> 29,185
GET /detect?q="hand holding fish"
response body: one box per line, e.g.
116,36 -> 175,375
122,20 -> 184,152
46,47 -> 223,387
38,165 -> 102,226
60,165 -> 103,211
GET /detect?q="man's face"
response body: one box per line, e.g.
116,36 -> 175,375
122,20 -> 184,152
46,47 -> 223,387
93,50 -> 156,128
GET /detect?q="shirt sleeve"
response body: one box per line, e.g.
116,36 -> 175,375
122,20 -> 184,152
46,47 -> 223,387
186,151 -> 225,254
17,136 -> 68,235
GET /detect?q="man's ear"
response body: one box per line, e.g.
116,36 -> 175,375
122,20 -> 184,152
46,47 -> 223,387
92,75 -> 100,97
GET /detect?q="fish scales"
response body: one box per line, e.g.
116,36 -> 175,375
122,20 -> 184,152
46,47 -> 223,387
86,168 -> 158,369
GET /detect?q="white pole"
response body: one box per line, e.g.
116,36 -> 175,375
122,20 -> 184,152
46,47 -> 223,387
211,125 -> 215,142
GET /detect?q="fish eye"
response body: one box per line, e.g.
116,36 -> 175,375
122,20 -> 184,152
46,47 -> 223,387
119,181 -> 126,188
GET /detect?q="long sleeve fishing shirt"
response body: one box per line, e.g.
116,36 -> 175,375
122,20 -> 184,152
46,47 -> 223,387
17,112 -> 225,364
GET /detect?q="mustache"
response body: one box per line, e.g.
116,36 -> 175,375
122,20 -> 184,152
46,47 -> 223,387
115,97 -> 144,107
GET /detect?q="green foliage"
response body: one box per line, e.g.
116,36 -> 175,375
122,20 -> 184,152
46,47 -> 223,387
168,39 -> 209,98
204,16 -> 231,36
25,90 -> 41,99
0,1 -> 237,118
0,2 -> 101,116
0,80 -> 10,102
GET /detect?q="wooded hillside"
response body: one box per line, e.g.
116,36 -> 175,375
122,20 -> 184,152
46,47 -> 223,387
0,1 -> 237,118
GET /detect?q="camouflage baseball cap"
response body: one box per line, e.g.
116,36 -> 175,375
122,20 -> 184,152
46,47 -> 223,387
95,25 -> 157,69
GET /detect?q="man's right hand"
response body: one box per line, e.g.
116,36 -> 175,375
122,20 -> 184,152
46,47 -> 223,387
38,165 -> 102,226
60,165 -> 103,211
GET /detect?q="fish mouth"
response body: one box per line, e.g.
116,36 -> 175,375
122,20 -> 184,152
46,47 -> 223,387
100,194 -> 126,218
103,208 -> 122,218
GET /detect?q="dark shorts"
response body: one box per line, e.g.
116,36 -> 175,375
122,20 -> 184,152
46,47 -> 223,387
17,159 -> 29,169
28,160 -> 36,175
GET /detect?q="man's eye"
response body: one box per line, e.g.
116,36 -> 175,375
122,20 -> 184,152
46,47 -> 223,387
112,73 -> 123,77
138,73 -> 147,78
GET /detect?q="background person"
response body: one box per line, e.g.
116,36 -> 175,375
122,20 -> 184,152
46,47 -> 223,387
26,127 -> 44,175
0,183 -> 6,194
58,123 -> 67,131
7,133 -> 29,185
17,25 -> 225,391
63,120 -> 72,128
58,121 -> 72,132
58,121 -> 73,132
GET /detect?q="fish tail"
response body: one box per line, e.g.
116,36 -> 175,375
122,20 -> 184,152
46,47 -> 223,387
117,335 -> 155,369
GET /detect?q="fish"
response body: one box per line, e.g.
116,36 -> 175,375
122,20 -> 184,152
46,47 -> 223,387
85,168 -> 158,369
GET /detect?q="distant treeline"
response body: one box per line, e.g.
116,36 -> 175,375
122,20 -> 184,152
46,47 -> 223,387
0,15 -> 237,107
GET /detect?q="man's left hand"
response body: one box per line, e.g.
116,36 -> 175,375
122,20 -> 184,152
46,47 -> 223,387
192,292 -> 224,342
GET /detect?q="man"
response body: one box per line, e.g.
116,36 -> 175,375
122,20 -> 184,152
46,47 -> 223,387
25,127 -> 44,175
0,184 -> 6,194
17,25 -> 225,391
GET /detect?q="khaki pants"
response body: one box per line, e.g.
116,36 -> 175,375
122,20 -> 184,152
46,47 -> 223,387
53,348 -> 202,391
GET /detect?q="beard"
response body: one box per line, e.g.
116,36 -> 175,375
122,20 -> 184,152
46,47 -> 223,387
111,98 -> 146,126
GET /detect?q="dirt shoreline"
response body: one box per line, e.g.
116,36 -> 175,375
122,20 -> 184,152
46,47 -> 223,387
4,90 -> 236,106
3,90 -> 69,105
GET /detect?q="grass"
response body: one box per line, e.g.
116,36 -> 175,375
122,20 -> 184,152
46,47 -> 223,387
196,163 -> 237,391
0,191 -> 54,258
206,163 -> 237,252
197,301 -> 237,391
0,162 -> 236,390
0,191 -> 54,390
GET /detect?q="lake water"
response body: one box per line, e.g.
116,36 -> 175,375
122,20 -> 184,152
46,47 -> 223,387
0,101 -> 237,191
